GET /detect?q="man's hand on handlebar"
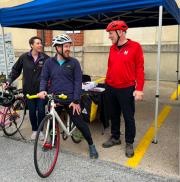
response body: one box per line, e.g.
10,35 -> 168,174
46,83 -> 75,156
37,91 -> 47,99
2,81 -> 10,90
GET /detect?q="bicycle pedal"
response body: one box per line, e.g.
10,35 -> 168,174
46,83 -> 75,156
43,143 -> 52,149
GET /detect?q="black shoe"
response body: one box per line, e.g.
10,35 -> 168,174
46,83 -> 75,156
89,144 -> 99,159
102,137 -> 121,148
125,143 -> 134,158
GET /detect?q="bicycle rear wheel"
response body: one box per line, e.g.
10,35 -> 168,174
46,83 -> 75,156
3,97 -> 26,136
34,114 -> 60,178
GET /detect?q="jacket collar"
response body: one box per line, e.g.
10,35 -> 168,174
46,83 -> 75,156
28,50 -> 45,60
53,54 -> 71,63
112,39 -> 131,50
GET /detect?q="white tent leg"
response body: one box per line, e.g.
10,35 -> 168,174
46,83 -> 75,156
176,25 -> 180,100
72,30 -> 75,57
153,6 -> 163,144
0,24 -> 8,78
178,25 -> 180,176
179,104 -> 180,175
41,29 -> 45,52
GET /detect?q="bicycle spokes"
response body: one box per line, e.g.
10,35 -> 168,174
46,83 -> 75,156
34,115 -> 60,178
3,98 -> 25,136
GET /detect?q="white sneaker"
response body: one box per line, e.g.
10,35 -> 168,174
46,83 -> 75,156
31,131 -> 37,140
39,132 -> 45,141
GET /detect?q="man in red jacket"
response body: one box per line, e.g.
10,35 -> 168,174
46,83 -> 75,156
102,20 -> 144,158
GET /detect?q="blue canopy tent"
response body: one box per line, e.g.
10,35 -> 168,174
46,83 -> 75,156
0,0 -> 180,30
0,0 -> 180,144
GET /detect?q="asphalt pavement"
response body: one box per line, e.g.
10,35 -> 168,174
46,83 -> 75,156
0,137 -> 179,182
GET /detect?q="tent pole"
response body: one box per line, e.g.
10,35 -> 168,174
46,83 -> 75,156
72,30 -> 75,57
179,108 -> 180,175
0,24 -> 8,79
41,29 -> 45,52
153,6 -> 163,144
178,25 -> 180,176
176,25 -> 180,100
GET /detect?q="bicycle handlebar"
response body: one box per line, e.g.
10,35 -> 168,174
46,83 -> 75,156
26,94 -> 68,100
26,94 -> 39,99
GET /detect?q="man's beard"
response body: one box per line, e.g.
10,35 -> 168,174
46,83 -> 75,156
64,51 -> 70,57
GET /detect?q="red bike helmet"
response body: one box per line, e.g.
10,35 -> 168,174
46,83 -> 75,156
106,20 -> 128,32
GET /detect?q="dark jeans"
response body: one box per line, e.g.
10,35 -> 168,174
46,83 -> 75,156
26,99 -> 46,131
56,106 -> 93,145
107,85 -> 135,144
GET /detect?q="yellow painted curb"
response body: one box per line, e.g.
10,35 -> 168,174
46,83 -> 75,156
125,106 -> 172,168
170,85 -> 180,100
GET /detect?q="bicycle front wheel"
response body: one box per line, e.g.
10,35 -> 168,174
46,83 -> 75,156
34,114 -> 60,178
3,97 -> 26,136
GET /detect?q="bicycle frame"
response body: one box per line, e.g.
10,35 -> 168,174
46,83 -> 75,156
0,85 -> 9,126
0,107 -> 8,126
44,99 -> 77,147
0,90 -> 25,127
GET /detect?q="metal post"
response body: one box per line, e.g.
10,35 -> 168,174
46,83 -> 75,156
72,30 -> 75,57
0,24 -> 8,78
176,25 -> 180,100
153,6 -> 163,144
179,106 -> 180,175
41,29 -> 45,52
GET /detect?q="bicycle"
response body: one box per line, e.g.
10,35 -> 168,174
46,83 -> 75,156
0,86 -> 26,137
26,93 -> 82,178
61,108 -> 83,144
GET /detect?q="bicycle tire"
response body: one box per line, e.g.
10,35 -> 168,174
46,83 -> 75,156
34,114 -> 60,178
3,97 -> 26,136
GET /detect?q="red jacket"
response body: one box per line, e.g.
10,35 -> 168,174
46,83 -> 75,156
106,39 -> 144,91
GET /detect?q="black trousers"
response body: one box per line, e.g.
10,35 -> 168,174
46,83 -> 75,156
56,106 -> 93,145
26,99 -> 46,131
107,85 -> 135,144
